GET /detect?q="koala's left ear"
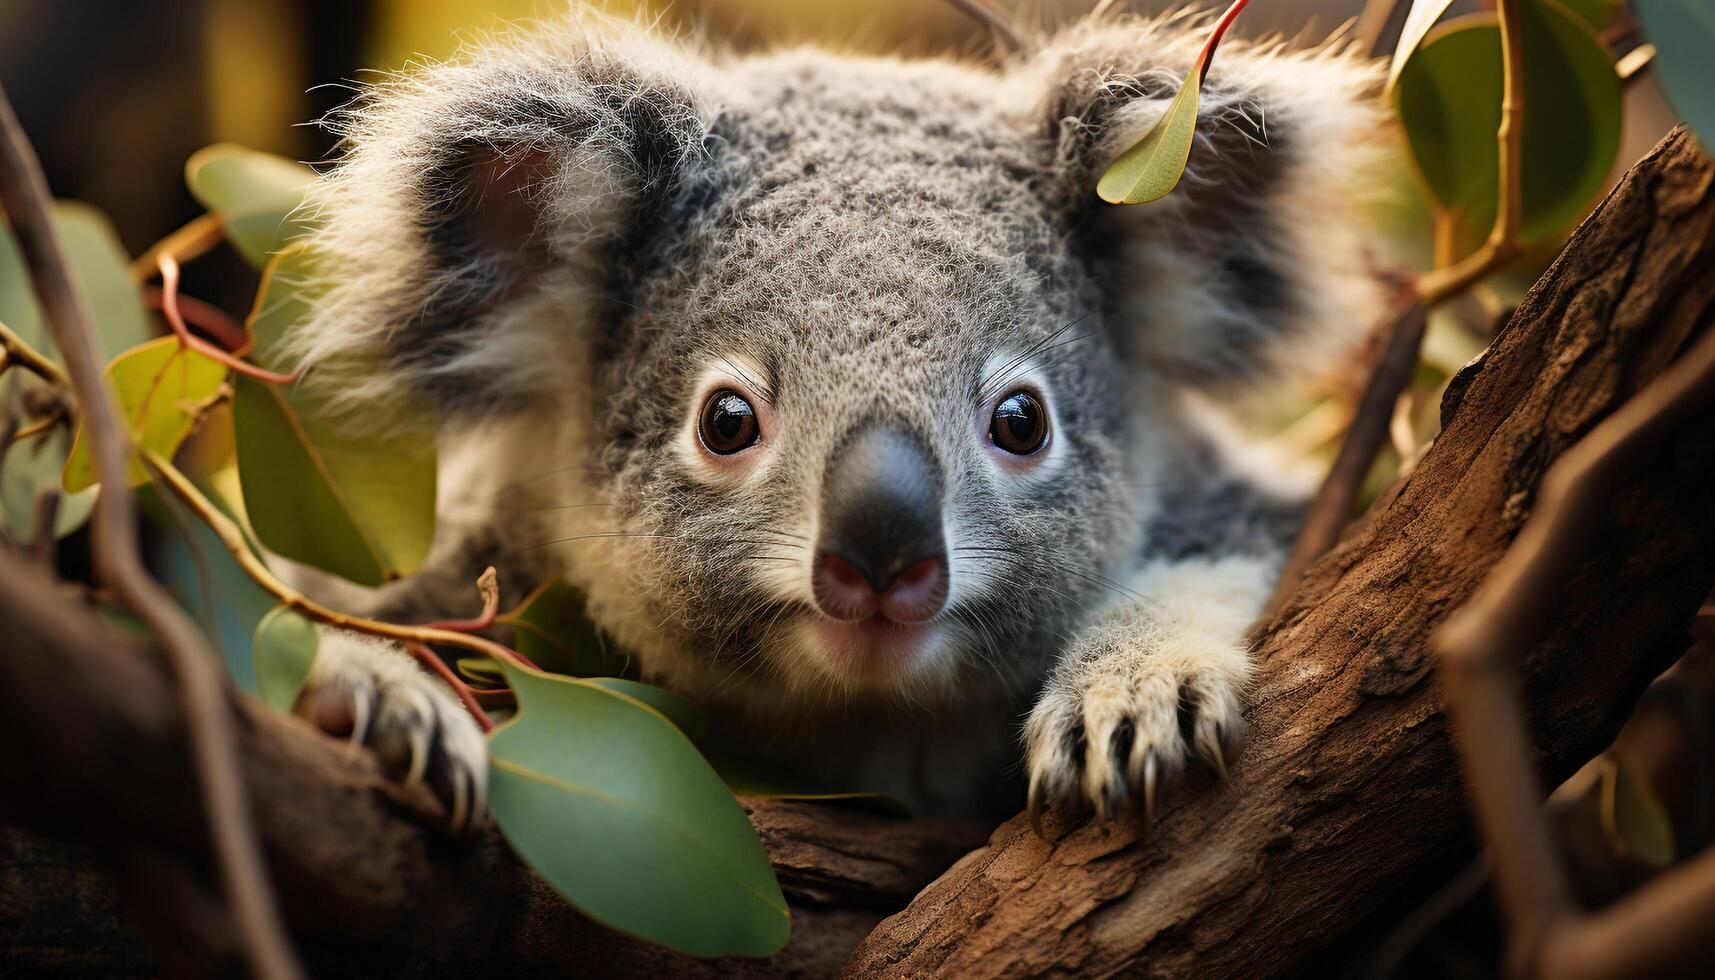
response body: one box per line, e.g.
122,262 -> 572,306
1024,17 -> 1390,390
286,14 -> 710,417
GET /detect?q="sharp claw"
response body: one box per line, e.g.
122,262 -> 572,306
1028,779 -> 1046,840
449,766 -> 471,834
347,691 -> 372,751
1210,738 -> 1230,783
1142,750 -> 1159,829
404,717 -> 430,788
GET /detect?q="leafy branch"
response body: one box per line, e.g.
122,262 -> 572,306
0,82 -> 306,980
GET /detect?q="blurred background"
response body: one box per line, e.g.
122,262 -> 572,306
0,0 -> 1678,260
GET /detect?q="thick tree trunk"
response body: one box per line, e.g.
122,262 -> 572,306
844,128 -> 1715,978
2,130 -> 1711,979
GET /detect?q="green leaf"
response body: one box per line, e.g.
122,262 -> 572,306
62,338 -> 228,491
1096,66 -> 1202,205
233,248 -> 436,587
1557,0 -> 1622,30
500,578 -> 628,677
1394,2 -> 1622,257
457,657 -> 503,684
1388,0 -> 1458,91
1634,0 -> 1715,152
1,202 -> 153,539
184,144 -> 317,269
585,678 -> 710,743
487,660 -> 789,957
253,606 -> 318,712
139,480 -> 278,692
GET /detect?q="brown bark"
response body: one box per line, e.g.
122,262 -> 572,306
0,551 -> 985,978
844,128 -> 1715,979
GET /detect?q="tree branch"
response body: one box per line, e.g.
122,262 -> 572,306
0,546 -> 987,977
845,127 -> 1715,979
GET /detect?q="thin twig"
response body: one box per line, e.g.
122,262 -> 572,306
1267,293 -> 1426,613
0,84 -> 305,980
1352,0 -> 1404,56
145,448 -> 542,674
0,318 -> 69,386
426,565 -> 501,633
1272,0 -> 1532,606
130,211 -> 224,285
939,0 -> 1024,52
158,254 -> 296,383
1436,321 -> 1715,967
146,286 -> 250,353
405,640 -> 496,732
6,411 -> 64,446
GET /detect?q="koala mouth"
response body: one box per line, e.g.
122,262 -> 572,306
804,614 -> 938,682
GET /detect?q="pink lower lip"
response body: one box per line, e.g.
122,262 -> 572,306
809,615 -> 932,678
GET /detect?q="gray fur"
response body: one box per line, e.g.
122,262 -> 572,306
284,8 -> 1387,817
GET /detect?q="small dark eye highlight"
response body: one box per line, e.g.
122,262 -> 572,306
698,389 -> 761,455
989,390 -> 1049,456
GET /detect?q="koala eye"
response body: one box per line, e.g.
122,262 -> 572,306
698,389 -> 761,455
989,390 -> 1049,456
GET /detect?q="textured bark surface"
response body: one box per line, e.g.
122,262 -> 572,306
0,550 -> 985,979
844,128 -> 1715,979
3,130 -> 1712,980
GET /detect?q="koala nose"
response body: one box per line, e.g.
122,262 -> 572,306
813,426 -> 948,624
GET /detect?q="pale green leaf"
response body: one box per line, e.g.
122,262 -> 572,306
1,202 -> 153,539
62,338 -> 228,491
585,678 -> 710,743
1634,0 -> 1715,152
253,606 -> 318,712
1394,3 -> 1622,257
185,144 -> 317,269
232,247 -> 436,587
487,660 -> 789,957
1096,68 -> 1201,206
1388,0 -> 1458,91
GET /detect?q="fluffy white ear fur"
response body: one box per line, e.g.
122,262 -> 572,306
1023,14 -> 1391,392
282,11 -> 712,418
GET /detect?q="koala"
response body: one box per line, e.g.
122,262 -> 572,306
280,7 -> 1386,830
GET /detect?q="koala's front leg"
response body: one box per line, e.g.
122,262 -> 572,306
295,629 -> 489,834
1023,555 -> 1275,830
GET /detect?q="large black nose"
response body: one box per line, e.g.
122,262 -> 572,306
813,426 -> 948,623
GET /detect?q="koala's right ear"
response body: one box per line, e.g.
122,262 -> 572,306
287,16 -> 710,416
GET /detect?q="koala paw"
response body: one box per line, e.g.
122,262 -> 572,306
295,630 -> 489,834
1023,619 -> 1249,834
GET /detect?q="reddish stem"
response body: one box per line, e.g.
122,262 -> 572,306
405,641 -> 496,733
145,287 -> 250,354
426,568 -> 501,633
158,254 -> 299,385
1195,0 -> 1253,81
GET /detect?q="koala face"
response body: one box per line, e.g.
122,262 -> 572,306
291,12 -> 1384,717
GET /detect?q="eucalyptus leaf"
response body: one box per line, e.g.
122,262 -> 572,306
1634,0 -> 1715,152
1387,0 -> 1457,91
1394,2 -> 1621,257
139,481 -> 277,691
585,678 -> 710,743
253,606 -> 319,712
1,202 -> 152,539
500,578 -> 627,676
1096,66 -> 1201,205
232,247 -> 436,587
487,660 -> 789,957
185,144 -> 317,268
62,338 -> 228,491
